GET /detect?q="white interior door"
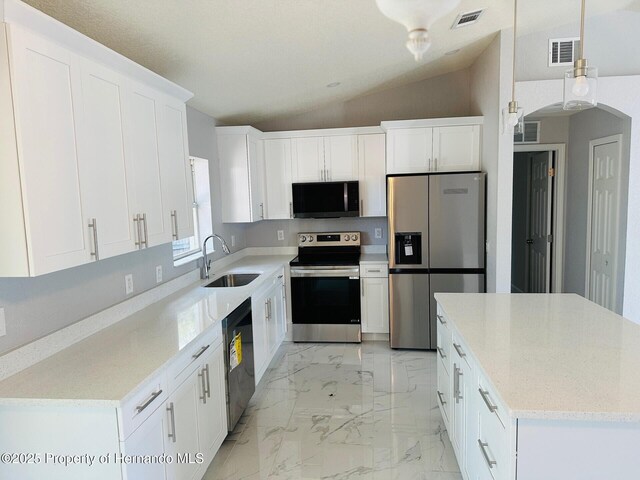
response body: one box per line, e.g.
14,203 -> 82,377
527,152 -> 552,293
587,139 -> 622,312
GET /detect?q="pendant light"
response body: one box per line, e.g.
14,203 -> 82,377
502,0 -> 524,135
376,0 -> 461,61
563,0 -> 598,110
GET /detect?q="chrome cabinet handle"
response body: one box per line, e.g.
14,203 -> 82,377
360,199 -> 363,215
437,390 -> 446,406
478,439 -> 497,468
289,201 -> 293,219
198,369 -> 207,404
437,314 -> 446,325
260,203 -> 264,219
453,343 -> 466,358
437,346 -> 446,359
320,169 -> 324,181
368,269 -> 381,273
204,363 -> 211,398
167,402 -> 176,443
88,218 -> 99,260
171,210 -> 178,240
135,389 -> 163,413
141,213 -> 148,247
479,387 -> 498,413
268,298 -> 272,320
192,344 -> 210,360
434,158 -> 438,171
133,215 -> 141,248
265,299 -> 269,321
454,365 -> 463,402
428,157 -> 432,170
361,279 -> 365,297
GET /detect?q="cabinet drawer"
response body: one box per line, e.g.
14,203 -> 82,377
437,359 -> 451,426
436,321 -> 451,374
361,264 -> 388,278
118,371 -> 168,441
166,323 -> 223,392
477,374 -> 507,428
477,399 -> 510,480
451,332 -> 471,370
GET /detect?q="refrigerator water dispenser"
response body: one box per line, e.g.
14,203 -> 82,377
394,233 -> 422,265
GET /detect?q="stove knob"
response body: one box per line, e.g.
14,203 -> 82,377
308,236 -> 314,242
344,234 -> 350,241
351,234 -> 358,241
300,235 -> 307,243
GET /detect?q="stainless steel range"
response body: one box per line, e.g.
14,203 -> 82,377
290,232 -> 361,343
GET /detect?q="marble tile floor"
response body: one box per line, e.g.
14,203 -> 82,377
203,342 -> 462,480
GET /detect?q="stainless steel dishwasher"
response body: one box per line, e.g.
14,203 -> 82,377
222,298 -> 255,431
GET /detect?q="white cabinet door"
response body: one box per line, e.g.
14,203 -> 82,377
197,346 -> 228,466
386,128 -> 433,174
121,405 -> 168,480
248,135 -> 265,221
361,277 -> 390,334
165,370 -> 202,480
291,137 -> 324,182
158,96 -> 194,240
8,25 -> 90,275
358,134 -> 386,217
77,59 -> 137,261
263,139 -> 293,219
251,289 -> 270,385
123,81 -> 170,247
433,125 -> 481,172
324,135 -> 358,181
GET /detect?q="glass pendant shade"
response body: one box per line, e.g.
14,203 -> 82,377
502,101 -> 524,135
563,59 -> 597,110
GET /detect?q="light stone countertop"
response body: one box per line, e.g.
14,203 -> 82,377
359,253 -> 388,264
435,293 -> 640,422
0,255 -> 293,408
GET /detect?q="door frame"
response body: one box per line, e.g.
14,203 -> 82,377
585,134 -> 623,306
513,143 -> 566,293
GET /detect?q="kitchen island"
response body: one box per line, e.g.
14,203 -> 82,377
435,293 -> 640,480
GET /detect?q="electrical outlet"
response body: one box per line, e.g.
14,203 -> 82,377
0,307 -> 6,338
156,265 -> 163,284
125,274 -> 134,295
231,235 -> 236,247
374,228 -> 382,239
277,230 -> 285,241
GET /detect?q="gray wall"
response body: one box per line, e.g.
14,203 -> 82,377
516,11 -> 640,82
254,69 -> 471,131
0,107 -> 237,356
563,107 -> 630,313
511,152 -> 530,292
245,217 -> 388,248
530,116 -> 570,145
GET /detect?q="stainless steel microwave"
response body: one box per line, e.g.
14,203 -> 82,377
292,181 -> 360,218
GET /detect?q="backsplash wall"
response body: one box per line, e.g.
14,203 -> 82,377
245,217 -> 388,248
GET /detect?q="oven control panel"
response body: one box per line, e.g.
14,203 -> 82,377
298,232 -> 360,247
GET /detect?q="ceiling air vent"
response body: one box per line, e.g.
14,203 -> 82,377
514,121 -> 540,144
452,9 -> 484,29
548,37 -> 580,66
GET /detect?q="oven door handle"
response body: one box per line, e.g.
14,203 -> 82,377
290,268 -> 360,278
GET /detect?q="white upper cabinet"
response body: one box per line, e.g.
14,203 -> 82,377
77,58 -> 137,261
263,138 -> 293,220
383,118 -> 483,174
291,135 -> 359,183
217,128 -> 265,223
386,128 -> 433,174
157,96 -> 194,241
323,135 -> 358,181
433,125 -> 481,172
358,134 -> 386,217
6,25 -> 90,276
0,5 -> 193,277
291,136 -> 325,183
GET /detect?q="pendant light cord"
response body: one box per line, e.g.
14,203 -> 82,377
511,0 -> 518,102
579,0 -> 585,59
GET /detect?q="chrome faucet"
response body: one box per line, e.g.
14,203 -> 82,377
202,234 -> 231,279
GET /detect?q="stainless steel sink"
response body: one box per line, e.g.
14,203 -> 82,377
204,273 -> 260,288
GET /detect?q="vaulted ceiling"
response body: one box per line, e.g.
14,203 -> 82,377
24,0 -> 639,124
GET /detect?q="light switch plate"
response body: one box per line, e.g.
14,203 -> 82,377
277,230 -> 285,241
0,307 -> 6,337
374,228 -> 382,239
125,274 -> 134,295
156,265 -> 163,284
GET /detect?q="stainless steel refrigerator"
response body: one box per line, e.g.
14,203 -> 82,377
388,172 -> 486,349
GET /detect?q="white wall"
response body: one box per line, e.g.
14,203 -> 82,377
517,76 -> 640,321
469,31 -> 514,293
516,11 -> 640,82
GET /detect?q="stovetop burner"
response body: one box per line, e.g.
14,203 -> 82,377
290,232 -> 361,268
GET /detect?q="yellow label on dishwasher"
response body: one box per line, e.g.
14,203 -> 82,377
230,332 -> 242,371
235,332 -> 242,365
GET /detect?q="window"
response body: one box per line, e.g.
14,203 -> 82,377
172,156 -> 212,261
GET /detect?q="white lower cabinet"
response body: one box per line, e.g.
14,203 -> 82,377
197,346 -> 228,467
360,262 -> 389,334
121,404 -> 168,480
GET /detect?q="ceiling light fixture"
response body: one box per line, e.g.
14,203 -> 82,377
375,0 -> 461,61
502,0 -> 524,135
563,0 -> 597,110
326,82 -> 341,88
